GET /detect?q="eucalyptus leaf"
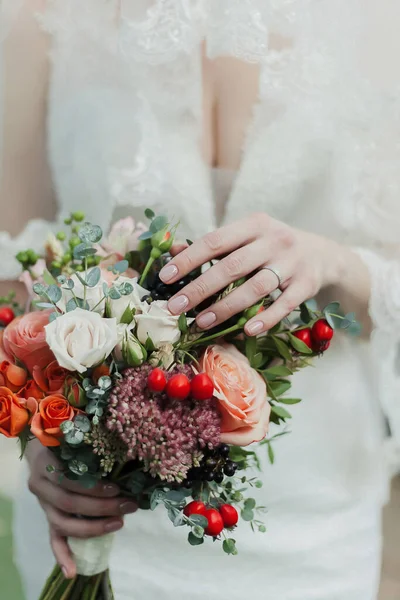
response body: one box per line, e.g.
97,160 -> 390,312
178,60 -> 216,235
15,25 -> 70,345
66,298 -> 78,312
36,302 -> 56,309
74,414 -> 91,433
48,312 -> 59,323
138,231 -> 153,241
241,508 -> 254,522
60,421 -> 74,434
108,286 -> 122,300
86,267 -> 101,288
57,275 -> 67,285
188,514 -> 208,529
73,243 -> 97,260
33,283 -> 46,296
223,539 -> 238,555
78,473 -> 100,489
103,282 -> 110,297
323,301 -> 341,315
64,430 -> 84,445
191,525 -> 205,539
150,489 -> 167,510
271,405 -> 292,420
113,260 -> 129,274
145,208 -> 155,220
78,223 -> 102,244
244,498 -> 256,510
119,282 -> 133,296
150,215 -> 168,233
188,532 -> 204,546
47,285 -> 62,304
43,270 -> 58,286
66,279 -> 75,290
324,312 -> 343,330
165,489 -> 191,504
68,459 -> 89,476
267,442 -> 275,464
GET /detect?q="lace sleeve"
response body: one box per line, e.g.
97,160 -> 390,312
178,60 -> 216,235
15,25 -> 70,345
0,0 -> 57,280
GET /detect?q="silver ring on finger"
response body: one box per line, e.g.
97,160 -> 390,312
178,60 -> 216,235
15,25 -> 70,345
259,265 -> 282,289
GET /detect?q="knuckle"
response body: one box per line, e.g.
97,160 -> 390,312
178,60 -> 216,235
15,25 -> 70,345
203,231 -> 224,253
223,255 -> 244,279
281,295 -> 297,315
251,273 -> 270,298
58,494 -> 75,515
251,212 -> 269,229
191,278 -> 209,301
275,226 -> 295,250
218,295 -> 237,317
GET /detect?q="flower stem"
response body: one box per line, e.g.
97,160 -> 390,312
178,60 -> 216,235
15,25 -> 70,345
188,324 -> 242,348
84,258 -> 88,305
139,257 -> 155,287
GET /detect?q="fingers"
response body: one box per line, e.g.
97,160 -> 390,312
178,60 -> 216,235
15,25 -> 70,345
43,502 -> 124,539
195,267 -> 282,329
245,281 -> 308,336
167,241 -> 268,315
32,478 -> 137,518
50,527 -> 76,580
159,219 -> 259,285
169,242 -> 189,257
47,472 -> 120,498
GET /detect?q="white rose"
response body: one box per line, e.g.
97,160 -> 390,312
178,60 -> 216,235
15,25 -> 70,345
45,308 -> 118,373
135,300 -> 194,348
108,277 -> 148,322
59,268 -> 107,315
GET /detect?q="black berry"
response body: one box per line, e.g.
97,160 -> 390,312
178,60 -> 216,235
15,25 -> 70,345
218,444 -> 230,458
214,471 -> 224,484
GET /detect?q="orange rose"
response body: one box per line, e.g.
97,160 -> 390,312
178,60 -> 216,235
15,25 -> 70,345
92,363 -> 111,384
0,386 -> 37,438
3,310 -> 55,373
0,361 -> 28,392
18,380 -> 45,401
31,394 -> 78,447
200,344 -> 271,446
33,361 -> 68,394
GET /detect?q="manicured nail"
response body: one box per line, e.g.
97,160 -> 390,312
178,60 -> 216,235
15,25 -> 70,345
119,501 -> 138,515
159,264 -> 178,282
246,321 -> 264,336
62,567 -> 69,579
104,520 -> 124,533
168,295 -> 189,314
197,312 -> 217,329
103,484 -> 119,496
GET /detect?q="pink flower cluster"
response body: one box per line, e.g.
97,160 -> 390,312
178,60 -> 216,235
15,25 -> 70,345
106,365 -> 221,483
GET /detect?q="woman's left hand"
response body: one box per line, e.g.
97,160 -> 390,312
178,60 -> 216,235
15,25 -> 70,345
159,213 -> 346,336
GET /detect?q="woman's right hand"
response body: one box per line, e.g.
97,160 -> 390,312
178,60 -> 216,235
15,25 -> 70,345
27,441 -> 138,579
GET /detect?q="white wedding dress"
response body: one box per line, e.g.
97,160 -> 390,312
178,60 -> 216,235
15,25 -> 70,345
2,1 -> 400,599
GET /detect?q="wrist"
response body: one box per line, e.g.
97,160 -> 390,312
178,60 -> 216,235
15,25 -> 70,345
322,239 -> 348,287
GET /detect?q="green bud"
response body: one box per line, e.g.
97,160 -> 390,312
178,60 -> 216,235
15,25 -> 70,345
16,251 -> 29,265
75,264 -> 84,272
137,239 -> 151,252
237,317 -> 247,327
94,255 -> 102,265
72,225 -> 80,234
243,301 -> 264,321
122,332 -> 147,367
64,218 -> 72,226
56,231 -> 66,241
51,261 -> 62,270
65,379 -> 86,408
62,252 -> 72,265
86,256 -> 97,267
151,226 -> 174,253
69,236 -> 81,249
72,211 -> 85,222
26,249 -> 38,265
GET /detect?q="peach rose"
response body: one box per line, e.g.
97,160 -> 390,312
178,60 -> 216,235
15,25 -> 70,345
0,361 -> 28,392
0,386 -> 37,438
3,310 -> 54,373
33,361 -> 68,394
18,380 -> 45,401
200,344 -> 271,446
31,394 -> 78,447
0,331 -> 11,363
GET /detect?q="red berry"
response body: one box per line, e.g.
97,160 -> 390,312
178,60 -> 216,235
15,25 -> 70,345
191,373 -> 214,401
219,504 -> 239,529
0,307 -> 15,327
311,319 -> 334,353
204,508 -> 224,537
292,328 -> 312,349
183,501 -> 207,518
147,368 -> 167,393
165,374 -> 191,400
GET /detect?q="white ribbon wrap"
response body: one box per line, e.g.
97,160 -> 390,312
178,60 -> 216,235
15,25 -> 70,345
69,533 -> 114,576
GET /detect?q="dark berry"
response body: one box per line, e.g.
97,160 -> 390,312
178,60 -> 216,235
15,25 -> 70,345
188,467 -> 201,481
183,480 -> 193,489
203,469 -> 215,482
176,279 -> 189,290
223,461 -> 237,477
206,457 -> 218,469
218,444 -> 230,458
214,471 -> 224,484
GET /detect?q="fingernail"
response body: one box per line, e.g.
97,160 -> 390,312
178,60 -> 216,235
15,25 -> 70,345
168,295 -> 189,314
246,321 -> 264,336
119,501 -> 138,515
159,264 -> 178,282
62,567 -> 69,579
103,484 -> 119,496
197,312 -> 217,329
104,520 -> 124,533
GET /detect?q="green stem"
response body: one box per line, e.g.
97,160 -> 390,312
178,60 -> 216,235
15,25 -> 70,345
188,324 -> 242,348
89,574 -> 103,600
38,564 -> 61,600
139,256 -> 155,286
91,295 -> 107,313
59,577 -> 78,600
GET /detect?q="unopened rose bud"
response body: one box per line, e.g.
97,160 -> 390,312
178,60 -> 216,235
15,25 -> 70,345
65,377 -> 86,408
123,332 -> 147,367
151,226 -> 174,254
243,301 -> 264,321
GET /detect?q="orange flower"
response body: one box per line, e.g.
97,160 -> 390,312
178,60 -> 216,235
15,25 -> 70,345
31,394 -> 78,447
33,361 -> 68,394
200,344 -> 270,446
0,361 -> 28,392
0,386 -> 36,438
18,380 -> 45,401
0,331 -> 11,363
92,364 -> 110,384
3,310 -> 54,373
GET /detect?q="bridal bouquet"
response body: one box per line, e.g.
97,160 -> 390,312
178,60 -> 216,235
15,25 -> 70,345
0,211 -> 357,599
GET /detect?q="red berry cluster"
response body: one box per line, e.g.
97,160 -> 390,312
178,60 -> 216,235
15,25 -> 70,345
183,501 -> 239,537
0,307 -> 15,327
293,319 -> 334,354
147,368 -> 214,401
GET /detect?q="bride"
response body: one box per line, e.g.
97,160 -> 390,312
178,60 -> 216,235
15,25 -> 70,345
1,1 -> 400,599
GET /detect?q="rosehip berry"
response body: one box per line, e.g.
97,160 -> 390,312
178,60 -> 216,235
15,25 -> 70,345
292,328 -> 312,349
219,504 -> 239,529
183,501 -> 207,518
165,374 -> 191,400
191,373 -> 214,401
147,368 -> 167,393
311,319 -> 334,353
204,508 -> 224,537
0,307 -> 15,327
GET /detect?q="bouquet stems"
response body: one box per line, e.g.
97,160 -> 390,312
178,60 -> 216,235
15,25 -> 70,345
38,566 -> 114,600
